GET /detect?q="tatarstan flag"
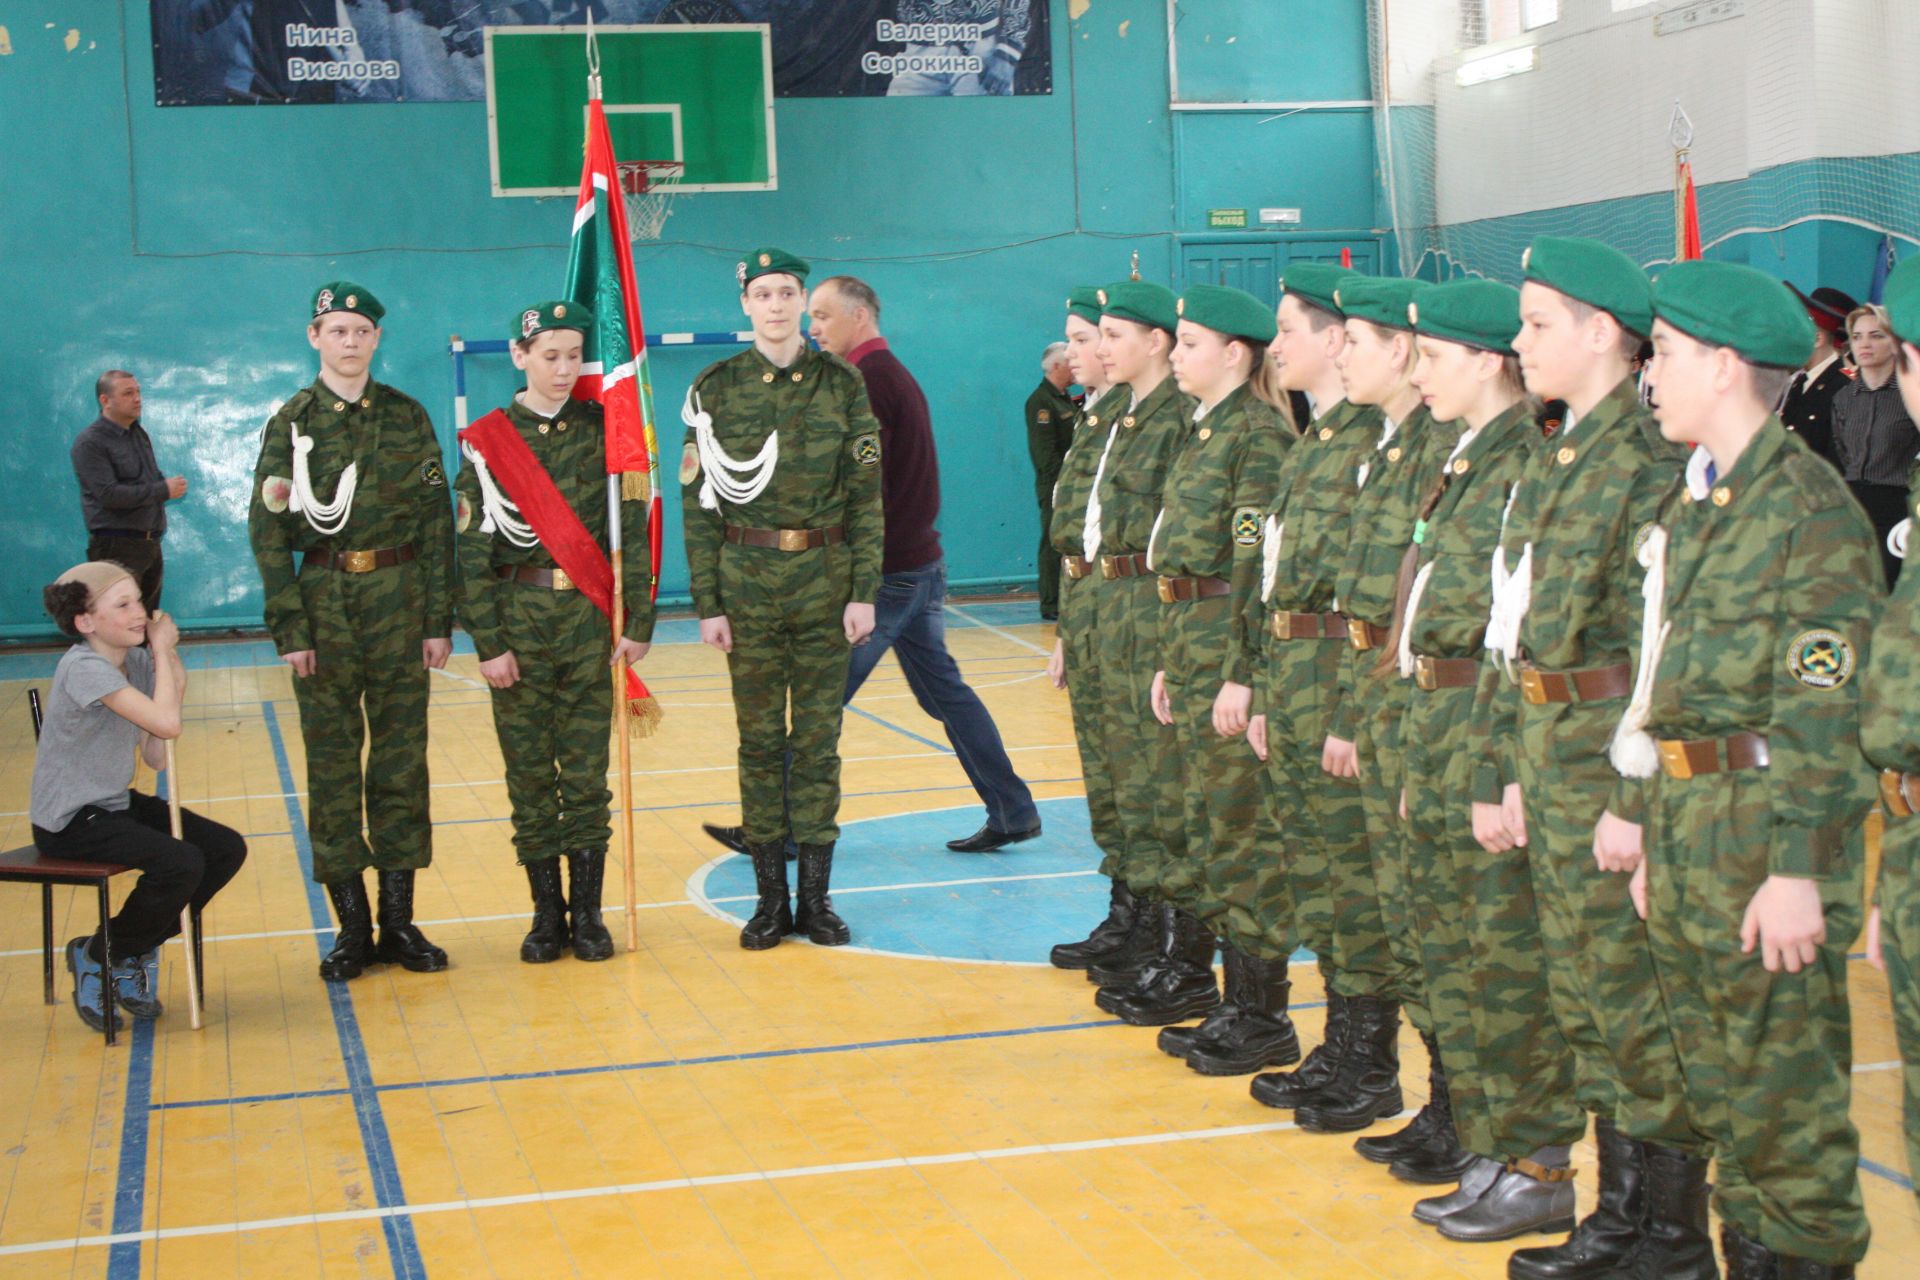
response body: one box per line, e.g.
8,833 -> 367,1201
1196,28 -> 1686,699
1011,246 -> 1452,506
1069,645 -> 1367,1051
564,94 -> 663,600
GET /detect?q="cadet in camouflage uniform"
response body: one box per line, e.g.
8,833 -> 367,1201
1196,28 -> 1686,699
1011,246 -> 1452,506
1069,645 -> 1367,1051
1025,344 -> 1078,620
454,302 -> 654,965
249,282 -> 455,982
1863,255 -> 1920,1210
1464,240 -> 1698,1280
1117,285 -> 1296,1056
1388,281 -> 1582,1244
682,249 -> 884,951
1604,261 -> 1873,1278
1236,266 -> 1382,1114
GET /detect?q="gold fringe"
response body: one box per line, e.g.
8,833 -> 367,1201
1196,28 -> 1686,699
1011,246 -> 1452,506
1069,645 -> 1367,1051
621,471 -> 651,502
625,694 -> 663,738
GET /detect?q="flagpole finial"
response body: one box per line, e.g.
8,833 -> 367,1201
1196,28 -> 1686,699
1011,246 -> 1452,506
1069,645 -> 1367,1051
1129,251 -> 1141,282
1668,100 -> 1693,152
586,12 -> 602,100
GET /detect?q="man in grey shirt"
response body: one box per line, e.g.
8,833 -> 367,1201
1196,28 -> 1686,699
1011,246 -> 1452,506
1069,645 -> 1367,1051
71,370 -> 187,609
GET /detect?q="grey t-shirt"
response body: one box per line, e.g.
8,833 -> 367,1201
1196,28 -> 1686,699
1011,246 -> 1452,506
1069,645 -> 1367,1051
29,643 -> 155,833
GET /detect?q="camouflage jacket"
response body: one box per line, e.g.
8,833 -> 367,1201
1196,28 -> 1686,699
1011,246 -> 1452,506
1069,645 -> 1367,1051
1049,384 -> 1127,554
1090,377 -> 1197,556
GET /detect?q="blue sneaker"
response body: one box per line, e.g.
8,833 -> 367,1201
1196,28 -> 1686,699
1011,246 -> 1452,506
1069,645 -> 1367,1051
110,949 -> 164,1019
65,937 -> 123,1032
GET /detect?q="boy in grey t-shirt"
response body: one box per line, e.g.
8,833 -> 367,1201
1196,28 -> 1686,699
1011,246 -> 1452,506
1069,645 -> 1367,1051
30,561 -> 247,1032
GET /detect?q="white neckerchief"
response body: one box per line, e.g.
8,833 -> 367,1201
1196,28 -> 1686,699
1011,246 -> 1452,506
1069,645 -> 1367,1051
1082,417 -> 1124,561
289,418 -> 358,537
684,385 -> 779,511
1559,407 -> 1582,439
1395,426 -> 1483,676
1148,401 -> 1212,569
460,439 -> 539,547
1356,414 -> 1400,491
1611,521 -> 1672,778
1683,443 -> 1715,501
1484,483 -> 1530,675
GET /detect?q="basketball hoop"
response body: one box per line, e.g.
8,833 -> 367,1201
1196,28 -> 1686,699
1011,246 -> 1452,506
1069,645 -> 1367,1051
618,160 -> 684,242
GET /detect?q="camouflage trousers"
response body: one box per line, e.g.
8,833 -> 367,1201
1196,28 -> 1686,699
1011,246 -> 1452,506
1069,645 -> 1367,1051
1161,596 -> 1290,960
1059,569 -> 1124,879
1095,574 -> 1186,898
1517,705 -> 1696,1150
1880,813 -> 1920,1212
292,558 -> 431,884
486,586 -> 613,865
1406,682 -> 1583,1158
720,542 -> 853,846
1257,631 -> 1372,993
1644,771 -> 1869,1265
1346,661 -> 1420,1010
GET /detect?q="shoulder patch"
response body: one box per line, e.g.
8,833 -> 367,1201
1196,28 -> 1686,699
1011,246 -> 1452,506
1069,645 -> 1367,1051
1038,409 -> 1051,423
456,492 -> 472,533
1787,629 -> 1855,691
678,440 -> 700,486
260,475 -> 291,514
420,459 -> 445,488
853,433 -> 881,468
1233,507 -> 1263,546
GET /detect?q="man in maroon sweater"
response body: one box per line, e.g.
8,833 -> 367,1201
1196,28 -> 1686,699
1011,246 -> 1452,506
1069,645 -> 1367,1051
703,275 -> 1041,853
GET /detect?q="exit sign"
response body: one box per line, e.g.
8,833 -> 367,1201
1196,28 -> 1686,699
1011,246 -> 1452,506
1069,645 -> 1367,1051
1207,208 -> 1249,229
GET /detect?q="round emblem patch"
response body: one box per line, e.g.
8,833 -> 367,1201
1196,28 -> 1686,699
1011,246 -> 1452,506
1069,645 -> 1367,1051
1318,427 -> 1333,441
1387,446 -> 1403,462
678,441 -> 700,485
1557,446 -> 1576,465
1787,629 -> 1855,690
261,475 -> 292,514
1232,507 -> 1263,546
420,459 -> 445,488
759,252 -> 772,267
853,433 -> 882,467
456,493 -> 472,533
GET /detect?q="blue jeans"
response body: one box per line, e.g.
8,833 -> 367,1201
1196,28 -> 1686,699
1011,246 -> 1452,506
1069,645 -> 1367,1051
847,559 -> 1039,832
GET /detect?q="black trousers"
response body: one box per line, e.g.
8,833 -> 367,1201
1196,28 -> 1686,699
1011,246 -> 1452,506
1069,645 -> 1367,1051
1848,481 -> 1908,587
86,534 -> 164,611
33,791 -> 246,962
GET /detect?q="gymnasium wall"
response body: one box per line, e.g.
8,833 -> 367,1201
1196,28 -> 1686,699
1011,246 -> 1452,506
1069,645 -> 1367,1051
0,1 -> 1383,639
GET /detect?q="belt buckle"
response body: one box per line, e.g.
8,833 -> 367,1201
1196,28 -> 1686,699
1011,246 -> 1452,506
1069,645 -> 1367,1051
1348,620 -> 1372,652
341,549 -> 377,573
1270,612 -> 1291,641
1156,577 -> 1177,604
777,528 -> 808,552
550,568 -> 574,591
1519,668 -> 1547,705
1098,555 -> 1118,580
1063,557 -> 1085,581
1414,655 -> 1437,691
1657,740 -> 1694,781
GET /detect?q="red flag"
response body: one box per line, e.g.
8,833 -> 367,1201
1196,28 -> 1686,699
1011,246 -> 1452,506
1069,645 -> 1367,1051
1676,156 -> 1702,262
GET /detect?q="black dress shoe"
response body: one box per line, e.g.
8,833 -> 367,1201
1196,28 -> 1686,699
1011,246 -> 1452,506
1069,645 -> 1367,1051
945,821 -> 1042,853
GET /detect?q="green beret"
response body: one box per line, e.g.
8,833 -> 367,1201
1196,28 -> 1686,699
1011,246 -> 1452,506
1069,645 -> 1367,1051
510,300 -> 594,342
310,281 -> 383,324
1409,279 -> 1522,355
1332,276 -> 1421,332
1098,280 -> 1178,335
1177,284 -> 1277,344
737,247 -> 810,288
1883,257 -> 1920,347
1278,263 -> 1352,318
1066,286 -> 1104,328
1652,261 -> 1815,370
1521,236 -> 1653,337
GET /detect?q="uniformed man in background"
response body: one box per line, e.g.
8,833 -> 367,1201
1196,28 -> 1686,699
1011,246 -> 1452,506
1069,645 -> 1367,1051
1026,341 -> 1079,620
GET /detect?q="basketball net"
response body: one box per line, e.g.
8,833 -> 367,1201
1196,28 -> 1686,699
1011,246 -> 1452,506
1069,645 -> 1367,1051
619,160 -> 683,242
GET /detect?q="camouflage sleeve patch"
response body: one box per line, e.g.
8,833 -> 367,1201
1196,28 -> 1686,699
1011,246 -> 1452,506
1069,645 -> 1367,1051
260,475 -> 291,514
1233,507 -> 1264,546
420,459 -> 445,488
678,441 -> 701,485
852,433 -> 881,468
1787,629 -> 1856,690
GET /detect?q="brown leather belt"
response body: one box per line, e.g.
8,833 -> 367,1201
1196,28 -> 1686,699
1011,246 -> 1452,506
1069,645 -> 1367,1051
1655,732 -> 1771,780
1345,617 -> 1388,652
1413,655 -> 1480,691
723,523 -> 846,552
305,543 -> 416,574
497,565 -> 577,591
1099,552 -> 1151,580
1157,575 -> 1231,604
1882,769 -> 1920,818
1269,611 -> 1349,642
1062,555 -> 1093,581
1518,661 -> 1634,705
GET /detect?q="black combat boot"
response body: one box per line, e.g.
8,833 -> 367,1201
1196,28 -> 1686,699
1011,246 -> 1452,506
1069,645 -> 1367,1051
566,850 -> 615,961
793,843 -> 850,945
1097,909 -> 1218,1025
1294,995 -> 1403,1132
1599,1144 -> 1718,1278
739,842 -> 793,950
1087,899 -> 1167,987
374,870 -> 449,972
1250,990 -> 1350,1109
319,874 -> 378,982
1387,1041 -> 1476,1184
1436,1151 -> 1577,1243
1356,1031 -> 1448,1165
1185,951 -> 1300,1075
1720,1224 -> 1778,1280
519,858 -> 569,963
1507,1117 -> 1648,1278
1776,1259 -> 1853,1279
1158,938 -> 1250,1059
1051,878 -> 1139,969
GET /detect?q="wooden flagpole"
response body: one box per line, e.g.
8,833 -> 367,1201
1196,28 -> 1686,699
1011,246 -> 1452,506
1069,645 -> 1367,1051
612,525 -> 639,953
163,739 -> 203,1030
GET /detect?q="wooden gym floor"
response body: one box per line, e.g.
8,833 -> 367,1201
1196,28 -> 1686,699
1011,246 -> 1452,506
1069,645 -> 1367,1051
0,601 -> 1913,1278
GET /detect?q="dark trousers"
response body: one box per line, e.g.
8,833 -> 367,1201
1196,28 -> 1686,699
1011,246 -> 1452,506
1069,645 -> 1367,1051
33,791 -> 246,962
87,534 -> 164,611
1036,502 -> 1059,617
1849,481 -> 1908,586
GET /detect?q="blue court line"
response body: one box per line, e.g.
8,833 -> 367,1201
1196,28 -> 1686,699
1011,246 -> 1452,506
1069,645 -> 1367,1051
262,702 -> 426,1279
105,1020 -> 157,1280
1859,1155 -> 1914,1191
845,703 -> 954,754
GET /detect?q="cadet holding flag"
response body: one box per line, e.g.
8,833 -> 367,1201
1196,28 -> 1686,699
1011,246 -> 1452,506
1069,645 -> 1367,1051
249,284 -> 455,982
1602,261 -> 1874,1279
682,249 -> 883,951
454,302 -> 653,964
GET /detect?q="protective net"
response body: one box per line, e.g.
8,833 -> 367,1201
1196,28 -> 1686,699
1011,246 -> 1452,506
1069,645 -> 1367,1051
1369,0 -> 1920,280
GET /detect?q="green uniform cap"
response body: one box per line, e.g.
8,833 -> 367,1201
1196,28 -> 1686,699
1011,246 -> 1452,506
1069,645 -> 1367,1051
1332,276 -> 1422,332
510,299 -> 594,342
1409,279 -> 1522,355
1652,260 -> 1815,370
1177,283 -> 1277,344
1066,285 -> 1104,327
310,281 -> 384,325
1278,262 -> 1352,318
1521,236 -> 1654,337
1882,256 -> 1920,347
737,246 -> 810,288
1097,280 -> 1178,335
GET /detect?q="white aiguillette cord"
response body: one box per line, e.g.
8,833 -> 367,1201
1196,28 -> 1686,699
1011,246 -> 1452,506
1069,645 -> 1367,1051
1609,525 -> 1671,778
1484,484 -> 1530,678
684,387 -> 778,511
289,419 -> 357,537
1260,518 -> 1285,603
460,440 -> 539,547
